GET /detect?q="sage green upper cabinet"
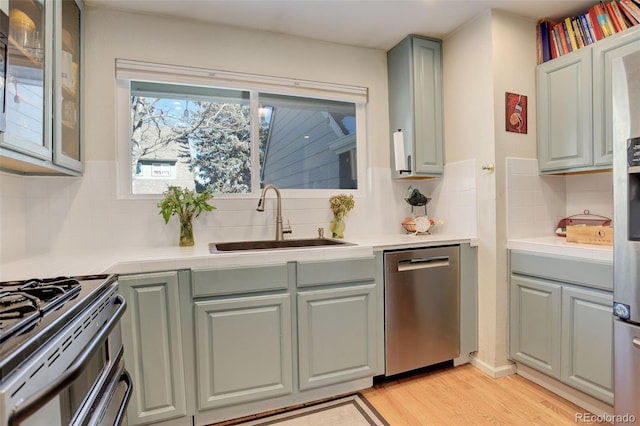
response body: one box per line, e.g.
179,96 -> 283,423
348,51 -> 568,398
593,27 -> 640,167
0,0 -> 82,175
119,271 -> 188,426
537,48 -> 593,173
537,25 -> 640,173
54,0 -> 82,172
388,35 -> 443,177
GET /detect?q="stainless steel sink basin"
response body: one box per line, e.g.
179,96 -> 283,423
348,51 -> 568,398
210,238 -> 352,253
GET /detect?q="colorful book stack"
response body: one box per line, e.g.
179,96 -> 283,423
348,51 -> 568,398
537,0 -> 640,64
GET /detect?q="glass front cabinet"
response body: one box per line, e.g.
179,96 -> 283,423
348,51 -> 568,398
0,0 -> 82,175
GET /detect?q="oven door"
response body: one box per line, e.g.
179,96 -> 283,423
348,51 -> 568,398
6,293 -> 132,426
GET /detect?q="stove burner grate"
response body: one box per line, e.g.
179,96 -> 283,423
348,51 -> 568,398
0,277 -> 82,343
0,292 -> 41,319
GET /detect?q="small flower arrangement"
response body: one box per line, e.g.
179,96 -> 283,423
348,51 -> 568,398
329,194 -> 355,222
329,194 -> 355,238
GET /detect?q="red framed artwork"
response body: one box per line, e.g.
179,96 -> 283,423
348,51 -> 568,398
505,92 -> 527,134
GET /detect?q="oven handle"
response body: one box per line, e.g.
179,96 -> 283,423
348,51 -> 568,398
115,370 -> 133,426
8,294 -> 127,426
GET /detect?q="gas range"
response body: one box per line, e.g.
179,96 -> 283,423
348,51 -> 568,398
0,273 -> 131,426
0,274 -> 117,380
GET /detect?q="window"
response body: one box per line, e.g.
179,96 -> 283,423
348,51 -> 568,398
116,60 -> 367,198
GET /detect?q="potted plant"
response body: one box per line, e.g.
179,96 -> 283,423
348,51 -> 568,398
158,186 -> 215,247
329,194 -> 355,238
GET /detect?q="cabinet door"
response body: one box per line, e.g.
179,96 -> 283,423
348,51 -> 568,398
1,0 -> 50,160
593,28 -> 640,167
412,37 -> 443,175
509,276 -> 562,379
561,286 -> 613,404
119,272 -> 188,425
387,35 -> 443,178
53,0 -> 82,172
298,284 -> 376,390
537,48 -> 593,172
194,293 -> 293,410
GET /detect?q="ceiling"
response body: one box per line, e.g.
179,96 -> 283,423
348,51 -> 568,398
85,0 -> 597,50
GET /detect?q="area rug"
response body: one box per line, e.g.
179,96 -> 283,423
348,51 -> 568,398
226,394 -> 388,426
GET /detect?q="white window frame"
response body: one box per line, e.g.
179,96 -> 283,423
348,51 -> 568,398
115,59 -> 368,200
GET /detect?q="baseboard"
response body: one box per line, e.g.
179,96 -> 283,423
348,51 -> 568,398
515,364 -> 613,420
469,355 -> 517,378
453,353 -> 470,366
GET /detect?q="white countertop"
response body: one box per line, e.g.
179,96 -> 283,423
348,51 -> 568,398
2,233 -> 610,281
507,236 -> 613,262
0,233 -> 475,281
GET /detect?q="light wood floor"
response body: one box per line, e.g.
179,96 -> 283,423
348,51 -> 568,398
361,364 -> 609,425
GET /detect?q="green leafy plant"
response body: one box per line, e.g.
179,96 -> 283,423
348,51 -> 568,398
158,186 -> 215,246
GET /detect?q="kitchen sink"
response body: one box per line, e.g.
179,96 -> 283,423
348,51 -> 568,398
209,238 -> 352,253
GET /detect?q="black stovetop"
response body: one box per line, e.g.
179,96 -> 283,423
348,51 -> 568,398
0,274 -> 117,380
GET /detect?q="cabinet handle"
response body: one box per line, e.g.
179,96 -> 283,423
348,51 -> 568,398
398,256 -> 449,271
633,337 -> 640,349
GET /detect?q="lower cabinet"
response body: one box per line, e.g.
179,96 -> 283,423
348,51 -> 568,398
561,286 -> 613,403
194,293 -> 293,409
510,276 -> 562,379
121,256 -> 383,424
297,284 -> 376,390
119,271 -> 188,426
509,250 -> 613,405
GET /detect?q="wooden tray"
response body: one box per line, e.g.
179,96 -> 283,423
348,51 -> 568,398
566,225 -> 613,246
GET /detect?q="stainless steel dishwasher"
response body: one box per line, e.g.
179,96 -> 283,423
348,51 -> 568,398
384,245 -> 460,376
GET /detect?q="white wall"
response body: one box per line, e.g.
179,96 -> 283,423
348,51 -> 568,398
443,10 -> 540,376
1,7 -> 475,258
30,7 -> 395,253
443,11 -> 501,374
490,10 -> 539,373
84,8 -> 389,166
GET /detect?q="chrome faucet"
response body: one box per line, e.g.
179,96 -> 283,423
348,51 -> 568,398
256,184 -> 292,240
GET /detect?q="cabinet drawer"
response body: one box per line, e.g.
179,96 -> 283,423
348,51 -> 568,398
510,251 -> 612,291
192,263 -> 289,297
297,257 -> 375,288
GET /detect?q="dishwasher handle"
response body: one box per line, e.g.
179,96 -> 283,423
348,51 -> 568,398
397,256 -> 450,272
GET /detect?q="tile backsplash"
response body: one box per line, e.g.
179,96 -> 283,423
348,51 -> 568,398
0,172 -> 27,261
566,172 -> 614,221
0,160 -> 479,261
1,158 -> 612,262
506,158 -> 613,238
